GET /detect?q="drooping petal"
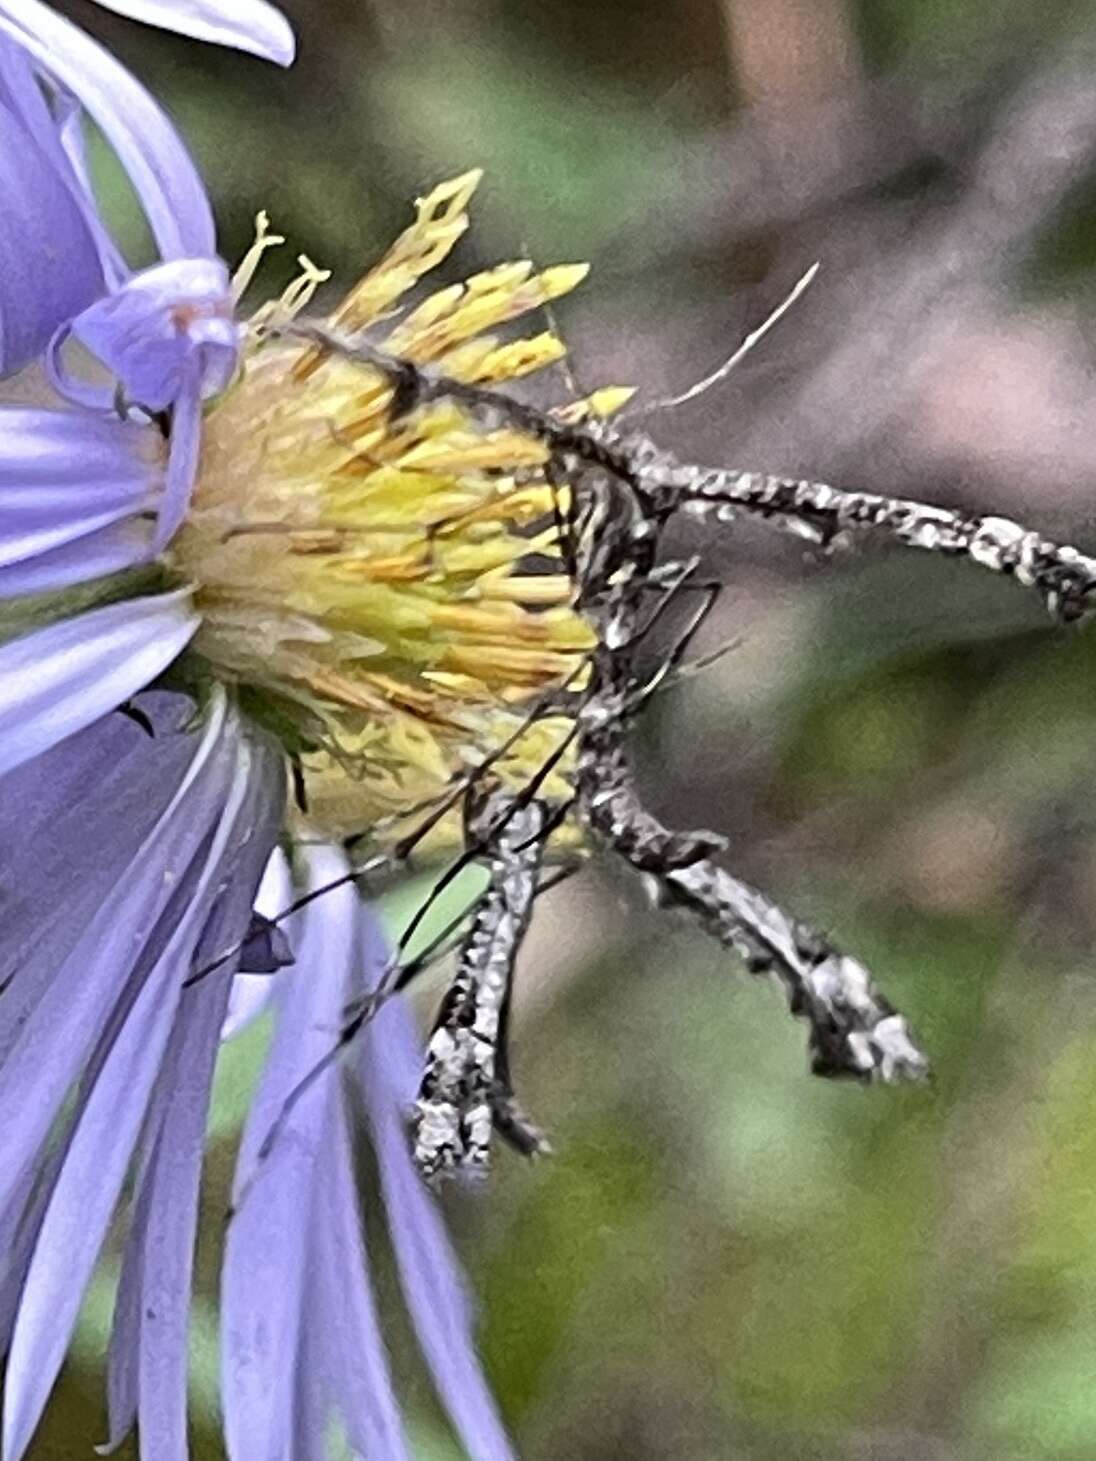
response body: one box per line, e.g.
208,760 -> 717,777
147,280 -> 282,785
155,357 -> 203,548
0,0 -> 215,259
69,257 -> 239,411
355,910 -> 517,1461
222,851 -> 293,1040
288,1318 -> 334,1461
0,695 -> 198,1349
0,37 -> 124,288
308,1094 -> 411,1461
88,0 -> 295,65
125,744 -> 284,1461
0,590 -> 198,776
1,697 -> 245,1461
0,99 -> 101,374
102,1125 -> 156,1454
222,848 -> 361,1461
0,696 -> 197,1069
0,695 -> 235,1213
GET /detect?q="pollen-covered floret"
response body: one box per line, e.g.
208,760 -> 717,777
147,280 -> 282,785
171,173 -> 600,840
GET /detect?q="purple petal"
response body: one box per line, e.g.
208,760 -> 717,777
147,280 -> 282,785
288,1319 -> 333,1461
0,98 -> 101,375
355,914 -> 517,1461
0,0 -> 214,259
222,852 -> 293,1040
222,849 -> 359,1461
0,701 -> 235,1213
0,697 -> 204,1352
0,521 -> 153,597
155,360 -> 203,549
0,702 -> 198,1072
309,1095 -> 410,1461
225,850 -> 411,1459
0,39 -> 122,288
69,257 -> 238,412
127,753 -> 283,1461
101,1133 -> 156,1454
0,461 -> 154,565
0,504 -> 146,568
88,0 -> 295,65
0,591 -> 198,777
0,405 -> 158,507
1,704 -> 247,1461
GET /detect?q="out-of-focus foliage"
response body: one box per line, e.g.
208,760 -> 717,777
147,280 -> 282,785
45,0 -> 1096,1457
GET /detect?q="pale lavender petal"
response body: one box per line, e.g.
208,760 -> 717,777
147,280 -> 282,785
2,707 -> 257,1461
222,851 -> 292,1041
0,697 -> 201,1418
222,1103 -> 313,1461
0,491 -> 150,566
288,1319 -> 333,1461
55,86 -> 128,287
0,693 -> 169,866
128,977 -> 262,1456
0,698 -> 235,1220
355,914 -> 517,1461
102,1134 -> 156,1453
0,590 -> 198,776
0,99 -> 101,374
0,405 -> 158,507
222,849 -> 358,1461
70,257 -> 238,411
309,1096 -> 410,1461
88,0 -> 294,64
0,502 -> 145,567
0,699 -> 200,1172
154,360 -> 202,548
0,520 -> 153,597
0,701 -> 197,1071
0,39 -> 122,287
0,0 -> 214,259
42,332 -> 116,415
129,749 -> 283,1461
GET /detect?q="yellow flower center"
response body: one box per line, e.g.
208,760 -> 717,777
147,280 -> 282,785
170,174 -> 625,845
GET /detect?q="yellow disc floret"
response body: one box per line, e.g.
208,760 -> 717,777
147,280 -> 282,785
171,174 -> 607,842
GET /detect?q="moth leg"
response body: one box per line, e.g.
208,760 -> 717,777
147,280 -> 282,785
413,792 -> 550,1183
577,724 -> 925,1082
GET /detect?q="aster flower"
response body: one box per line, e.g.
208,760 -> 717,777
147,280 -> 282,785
0,44 -> 597,1449
0,14 -> 563,1452
0,0 -> 292,375
12,9 -> 1096,1455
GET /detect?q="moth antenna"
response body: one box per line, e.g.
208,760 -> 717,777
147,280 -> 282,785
188,659 -> 590,992
619,261 -> 820,423
655,634 -> 744,696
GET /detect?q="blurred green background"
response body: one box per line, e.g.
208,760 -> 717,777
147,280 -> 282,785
40,0 -> 1096,1456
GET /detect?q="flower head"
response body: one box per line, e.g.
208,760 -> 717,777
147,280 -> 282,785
1,170 -> 606,848
175,172 -> 599,841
